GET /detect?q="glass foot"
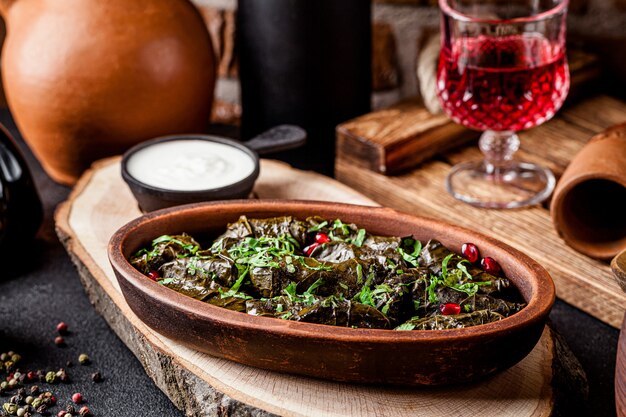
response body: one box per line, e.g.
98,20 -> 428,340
446,160 -> 556,209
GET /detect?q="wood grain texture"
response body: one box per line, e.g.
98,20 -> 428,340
618,313 -> 626,417
336,95 -> 626,329
612,250 -> 626,293
54,158 -> 586,416
337,50 -> 601,175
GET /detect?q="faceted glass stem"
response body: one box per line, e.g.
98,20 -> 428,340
446,130 -> 555,209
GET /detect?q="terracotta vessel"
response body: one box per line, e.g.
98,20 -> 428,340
108,200 -> 555,386
551,123 -> 626,260
0,0 -> 215,185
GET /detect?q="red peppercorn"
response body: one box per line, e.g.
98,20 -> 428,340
56,322 -> 68,335
147,270 -> 160,281
54,336 -> 65,347
57,411 -> 67,417
49,395 -> 57,405
27,371 -> 36,381
440,303 -> 461,315
314,232 -> 331,244
79,406 -> 91,417
461,243 -> 480,263
303,242 -> 320,256
72,392 -> 83,404
481,257 -> 502,275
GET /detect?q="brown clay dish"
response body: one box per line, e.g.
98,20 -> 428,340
108,200 -> 555,385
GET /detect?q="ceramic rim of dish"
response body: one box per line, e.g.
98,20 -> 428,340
121,135 -> 261,196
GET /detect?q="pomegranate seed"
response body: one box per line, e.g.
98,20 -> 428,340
304,243 -> 319,256
315,232 -> 331,244
481,257 -> 502,275
72,392 -> 83,404
147,270 -> 160,281
461,243 -> 480,263
440,303 -> 461,315
56,322 -> 68,334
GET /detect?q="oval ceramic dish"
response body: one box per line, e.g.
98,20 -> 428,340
108,200 -> 555,385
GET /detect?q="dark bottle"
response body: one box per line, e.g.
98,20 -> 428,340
237,0 -> 372,175
0,125 -> 43,258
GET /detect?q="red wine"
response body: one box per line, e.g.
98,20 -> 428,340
437,34 -> 569,132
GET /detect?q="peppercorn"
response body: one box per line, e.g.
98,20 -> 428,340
77,355 -> 89,366
30,399 -> 41,409
56,323 -> 68,335
29,386 -> 39,396
16,407 -> 25,417
64,405 -> 75,414
4,362 -> 15,373
55,370 -> 69,384
90,372 -> 103,383
0,353 -> 7,361
3,403 -> 17,415
10,355 -> 20,364
23,398 -> 32,406
44,372 -> 57,384
35,404 -> 47,415
16,389 -> 25,397
57,411 -> 66,417
78,406 -> 90,417
70,393 -> 82,405
54,337 -> 65,347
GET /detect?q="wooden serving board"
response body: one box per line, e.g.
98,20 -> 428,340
55,158 -> 586,417
336,94 -> 626,330
618,313 -> 626,417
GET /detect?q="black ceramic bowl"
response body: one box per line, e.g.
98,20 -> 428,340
121,125 -> 306,212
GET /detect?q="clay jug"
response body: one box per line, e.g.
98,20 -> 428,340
0,0 -> 215,185
551,123 -> 626,260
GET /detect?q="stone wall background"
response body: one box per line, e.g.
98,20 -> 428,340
194,0 -> 626,124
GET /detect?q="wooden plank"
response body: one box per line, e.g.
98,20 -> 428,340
336,99 -> 476,174
336,50 -> 601,176
336,95 -> 626,329
53,158 -> 588,417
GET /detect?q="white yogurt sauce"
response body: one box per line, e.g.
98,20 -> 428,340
126,140 -> 256,191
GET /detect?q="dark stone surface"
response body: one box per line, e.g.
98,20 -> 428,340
0,109 -> 619,416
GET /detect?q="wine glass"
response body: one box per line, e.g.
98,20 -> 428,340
436,0 -> 569,209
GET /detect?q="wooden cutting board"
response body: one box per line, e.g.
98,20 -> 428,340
336,94 -> 626,330
55,157 -> 586,417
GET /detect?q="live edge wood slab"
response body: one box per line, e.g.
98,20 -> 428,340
336,94 -> 626,330
55,157 -> 586,417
